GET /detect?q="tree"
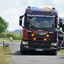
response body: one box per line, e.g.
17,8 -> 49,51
0,17 -> 8,33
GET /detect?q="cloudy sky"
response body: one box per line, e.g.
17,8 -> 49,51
0,0 -> 64,31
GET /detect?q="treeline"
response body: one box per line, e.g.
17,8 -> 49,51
0,17 -> 21,40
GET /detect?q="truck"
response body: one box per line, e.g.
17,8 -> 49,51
58,20 -> 63,47
19,6 -> 59,55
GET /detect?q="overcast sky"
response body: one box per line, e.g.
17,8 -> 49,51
0,0 -> 64,31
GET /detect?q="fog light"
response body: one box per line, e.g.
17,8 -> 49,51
31,34 -> 34,36
43,38 -> 47,41
33,38 -> 36,40
46,34 -> 50,37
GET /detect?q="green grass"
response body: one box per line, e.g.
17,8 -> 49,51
0,38 -> 21,43
0,46 -> 12,64
59,50 -> 64,54
0,32 -> 21,40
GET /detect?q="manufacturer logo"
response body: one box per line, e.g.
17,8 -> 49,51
38,30 -> 48,35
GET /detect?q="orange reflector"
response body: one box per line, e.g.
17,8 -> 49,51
33,38 -> 36,40
31,34 -> 34,36
46,34 -> 50,37
44,38 -> 47,41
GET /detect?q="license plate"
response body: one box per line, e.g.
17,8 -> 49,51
39,33 -> 47,35
36,49 -> 43,51
39,33 -> 45,35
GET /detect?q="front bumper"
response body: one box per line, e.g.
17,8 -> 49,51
60,47 -> 64,49
21,41 -> 58,52
21,45 -> 57,52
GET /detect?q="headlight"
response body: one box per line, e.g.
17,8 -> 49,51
51,43 -> 57,46
49,31 -> 54,33
46,34 -> 50,37
22,41 -> 28,45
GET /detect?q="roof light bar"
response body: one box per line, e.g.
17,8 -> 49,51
42,7 -> 52,9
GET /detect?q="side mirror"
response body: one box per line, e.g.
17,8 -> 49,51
20,16 -> 23,19
59,22 -> 62,28
19,15 -> 24,26
59,18 -> 63,27
19,19 -> 22,26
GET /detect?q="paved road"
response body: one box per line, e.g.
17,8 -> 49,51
7,43 -> 64,64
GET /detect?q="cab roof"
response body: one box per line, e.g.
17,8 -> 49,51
25,6 -> 58,15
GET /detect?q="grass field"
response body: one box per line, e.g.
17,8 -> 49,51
59,50 -> 64,54
0,38 -> 21,43
0,46 -> 12,64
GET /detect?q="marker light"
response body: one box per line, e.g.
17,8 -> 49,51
43,38 -> 47,41
32,7 -> 36,8
47,7 -> 52,9
42,7 -> 52,9
33,38 -> 36,40
31,34 -> 34,36
46,34 -> 50,37
26,9 -> 28,13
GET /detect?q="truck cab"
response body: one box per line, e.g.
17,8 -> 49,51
19,6 -> 58,55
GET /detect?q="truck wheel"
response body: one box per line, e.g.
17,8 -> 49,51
58,47 -> 60,51
20,49 -> 28,54
51,51 -> 57,55
21,50 -> 25,54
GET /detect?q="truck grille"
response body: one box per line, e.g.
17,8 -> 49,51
28,31 -> 56,48
58,37 -> 63,40
28,41 -> 51,48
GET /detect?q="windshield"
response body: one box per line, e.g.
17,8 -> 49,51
27,16 -> 55,29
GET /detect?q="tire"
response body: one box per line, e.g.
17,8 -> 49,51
20,42 -> 28,54
20,50 -> 27,54
51,51 -> 57,55
20,48 -> 28,54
